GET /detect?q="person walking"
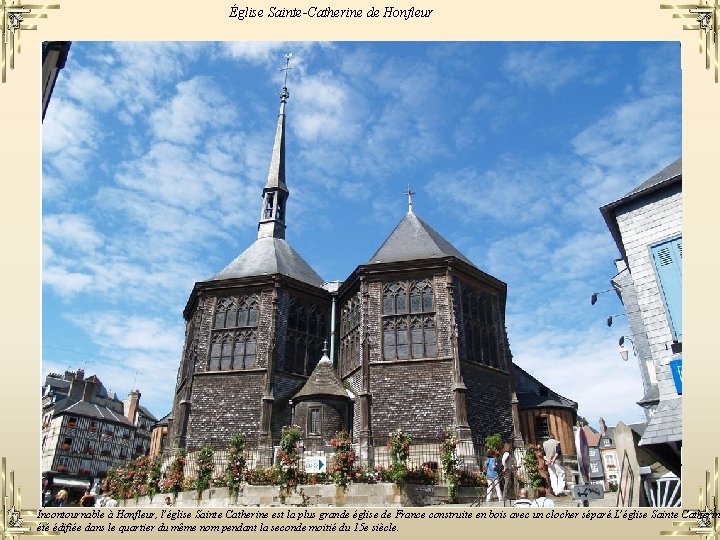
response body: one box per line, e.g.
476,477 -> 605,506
543,434 -> 566,496
534,444 -> 550,487
532,486 -> 555,507
484,449 -> 503,503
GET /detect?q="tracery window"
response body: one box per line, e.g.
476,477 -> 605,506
284,298 -> 327,375
339,293 -> 361,374
456,282 -> 505,370
208,294 -> 260,371
381,279 -> 437,360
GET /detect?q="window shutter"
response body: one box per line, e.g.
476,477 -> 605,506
651,237 -> 682,341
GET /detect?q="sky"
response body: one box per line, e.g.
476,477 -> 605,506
42,41 -> 681,430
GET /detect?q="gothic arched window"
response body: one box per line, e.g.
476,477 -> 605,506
457,283 -> 506,371
382,279 -> 437,361
284,297 -> 328,376
208,294 -> 260,371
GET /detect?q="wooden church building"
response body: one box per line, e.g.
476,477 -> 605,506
166,77 -> 574,458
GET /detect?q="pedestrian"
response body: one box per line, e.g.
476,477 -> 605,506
543,433 -> 566,496
164,496 -> 173,507
104,495 -> 118,508
500,443 -> 512,470
55,489 -> 68,507
484,449 -> 503,503
533,486 -> 555,507
42,490 -> 54,507
534,444 -> 550,487
512,488 -> 533,507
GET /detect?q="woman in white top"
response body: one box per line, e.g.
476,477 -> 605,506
532,486 -> 555,507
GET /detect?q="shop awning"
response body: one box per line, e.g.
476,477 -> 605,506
51,477 -> 91,489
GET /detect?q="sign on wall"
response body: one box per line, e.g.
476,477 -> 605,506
305,454 -> 327,474
669,358 -> 682,395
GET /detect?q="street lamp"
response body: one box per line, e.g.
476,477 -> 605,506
606,313 -> 626,327
618,336 -> 636,362
590,289 -> 613,305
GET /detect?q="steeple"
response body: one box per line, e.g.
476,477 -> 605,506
258,53 -> 292,240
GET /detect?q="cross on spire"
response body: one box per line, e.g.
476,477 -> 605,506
279,52 -> 293,101
404,183 -> 416,213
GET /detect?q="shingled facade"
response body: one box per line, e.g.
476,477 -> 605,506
166,80 -> 519,455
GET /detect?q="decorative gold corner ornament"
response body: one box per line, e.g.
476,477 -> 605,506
661,0 -> 719,82
0,0 -> 60,83
661,457 -> 720,538
0,458 -> 57,538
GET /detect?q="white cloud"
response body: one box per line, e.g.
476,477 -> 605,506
63,67 -> 119,112
293,72 -> 359,143
43,214 -> 104,252
42,99 -> 101,185
150,77 -> 237,145
503,46 -> 588,91
59,312 -> 185,416
511,326 -> 647,426
42,266 -> 93,297
222,42 -> 291,64
67,312 -> 183,353
426,157 -> 566,226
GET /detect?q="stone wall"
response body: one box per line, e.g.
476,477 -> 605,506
121,483 -> 485,508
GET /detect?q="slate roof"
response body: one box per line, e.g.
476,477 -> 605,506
368,211 -> 475,267
294,354 -> 350,400
512,364 -> 578,411
51,397 -> 134,426
137,405 -> 158,422
209,236 -> 325,288
600,158 -> 681,260
154,412 -> 173,427
639,396 -> 682,446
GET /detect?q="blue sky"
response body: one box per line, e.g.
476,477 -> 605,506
42,41 -> 681,429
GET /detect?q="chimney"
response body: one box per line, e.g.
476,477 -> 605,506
82,376 -> 98,402
68,369 -> 85,401
598,417 -> 607,436
124,390 -> 141,424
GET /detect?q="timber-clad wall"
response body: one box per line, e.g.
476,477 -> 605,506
519,408 -> 576,455
369,360 -> 454,439
186,372 -> 265,450
461,361 -> 513,441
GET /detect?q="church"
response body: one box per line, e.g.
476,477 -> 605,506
165,75 -> 575,459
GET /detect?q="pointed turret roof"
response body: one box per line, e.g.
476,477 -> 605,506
294,349 -> 350,400
206,58 -> 324,289
368,210 -> 474,267
210,236 -> 324,287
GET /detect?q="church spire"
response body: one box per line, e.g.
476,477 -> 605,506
258,53 -> 292,240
